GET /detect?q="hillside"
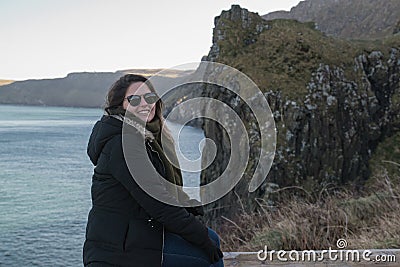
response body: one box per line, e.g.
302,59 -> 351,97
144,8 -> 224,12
262,0 -> 400,39
0,69 -> 194,108
200,5 -> 400,228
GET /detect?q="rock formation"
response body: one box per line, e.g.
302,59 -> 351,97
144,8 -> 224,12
200,5 -> 400,226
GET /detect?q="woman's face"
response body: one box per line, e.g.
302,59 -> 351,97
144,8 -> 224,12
123,82 -> 156,122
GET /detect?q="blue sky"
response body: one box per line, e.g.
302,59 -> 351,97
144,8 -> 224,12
0,0 -> 301,80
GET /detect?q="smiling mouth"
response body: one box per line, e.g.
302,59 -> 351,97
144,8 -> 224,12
138,110 -> 151,115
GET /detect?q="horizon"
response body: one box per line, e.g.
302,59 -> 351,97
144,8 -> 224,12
0,0 -> 301,81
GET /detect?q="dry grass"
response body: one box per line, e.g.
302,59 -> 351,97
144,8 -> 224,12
217,167 -> 400,251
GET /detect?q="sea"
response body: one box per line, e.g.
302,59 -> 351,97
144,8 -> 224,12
0,104 -> 204,266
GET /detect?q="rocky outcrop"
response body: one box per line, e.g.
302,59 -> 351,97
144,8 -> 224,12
209,5 -> 270,61
262,0 -> 400,39
200,5 -> 400,226
267,50 -> 400,188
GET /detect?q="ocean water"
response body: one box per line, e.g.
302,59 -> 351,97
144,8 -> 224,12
0,105 -> 204,266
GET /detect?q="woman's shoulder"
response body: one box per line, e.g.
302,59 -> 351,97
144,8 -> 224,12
102,118 -> 146,149
97,115 -> 142,138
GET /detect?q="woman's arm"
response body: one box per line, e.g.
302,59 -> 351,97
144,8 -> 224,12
107,134 -> 209,247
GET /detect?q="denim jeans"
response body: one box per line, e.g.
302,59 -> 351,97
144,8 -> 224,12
162,228 -> 224,267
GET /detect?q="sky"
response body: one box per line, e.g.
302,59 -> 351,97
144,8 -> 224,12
0,0 -> 301,80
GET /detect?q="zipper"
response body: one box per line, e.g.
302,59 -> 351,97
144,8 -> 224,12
147,140 -> 166,266
147,139 -> 166,176
161,226 -> 165,266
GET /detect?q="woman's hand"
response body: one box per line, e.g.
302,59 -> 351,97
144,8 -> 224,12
185,206 -> 204,216
201,238 -> 223,263
185,199 -> 205,216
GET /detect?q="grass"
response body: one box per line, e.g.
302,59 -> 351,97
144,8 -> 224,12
215,17 -> 400,102
210,13 -> 400,200
206,7 -> 400,253
368,132 -> 400,185
217,167 -> 400,251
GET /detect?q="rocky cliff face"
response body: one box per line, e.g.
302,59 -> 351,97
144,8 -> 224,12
200,5 -> 400,226
262,0 -> 400,39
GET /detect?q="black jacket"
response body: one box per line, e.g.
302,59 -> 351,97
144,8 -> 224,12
83,115 -> 210,267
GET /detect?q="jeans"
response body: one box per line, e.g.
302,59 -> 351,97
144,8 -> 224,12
162,228 -> 224,267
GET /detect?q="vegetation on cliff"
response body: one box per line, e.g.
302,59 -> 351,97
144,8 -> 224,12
209,5 -> 399,101
219,167 -> 400,251
200,5 -> 400,252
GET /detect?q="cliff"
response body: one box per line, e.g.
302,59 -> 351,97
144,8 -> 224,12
262,0 -> 400,39
200,5 -> 400,225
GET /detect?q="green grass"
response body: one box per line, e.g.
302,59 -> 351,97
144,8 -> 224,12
214,18 -> 400,101
368,132 -> 400,186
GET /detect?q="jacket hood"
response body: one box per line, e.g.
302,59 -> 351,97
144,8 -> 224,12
87,115 -> 122,165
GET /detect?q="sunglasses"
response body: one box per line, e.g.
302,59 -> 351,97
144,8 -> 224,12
126,92 -> 159,106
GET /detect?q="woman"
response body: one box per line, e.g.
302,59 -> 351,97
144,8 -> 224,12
83,74 -> 224,267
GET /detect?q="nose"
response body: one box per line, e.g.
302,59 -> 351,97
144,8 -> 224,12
139,96 -> 148,106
